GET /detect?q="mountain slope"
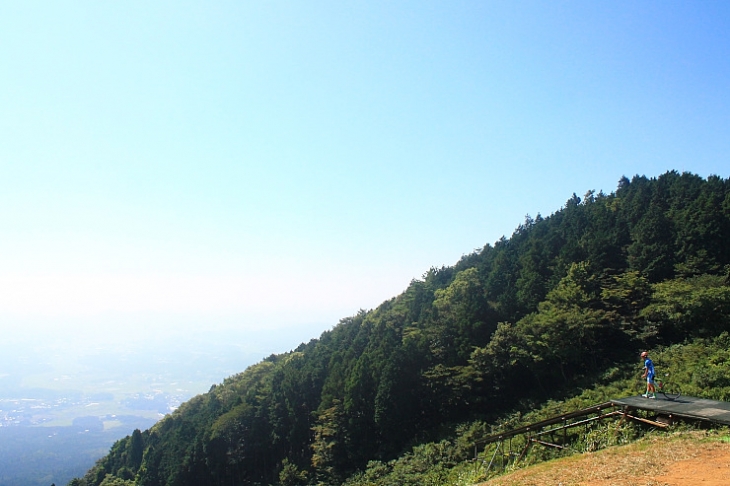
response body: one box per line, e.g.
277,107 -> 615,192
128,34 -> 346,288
71,171 -> 730,486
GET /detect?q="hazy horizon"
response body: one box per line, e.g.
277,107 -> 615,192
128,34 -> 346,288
1,3 -> 729,482
2,2 -> 729,346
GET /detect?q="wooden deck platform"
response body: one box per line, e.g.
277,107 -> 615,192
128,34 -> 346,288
612,395 -> 730,426
476,395 -> 730,472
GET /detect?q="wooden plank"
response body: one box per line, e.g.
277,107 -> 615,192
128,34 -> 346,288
531,438 -> 565,449
477,401 -> 615,445
621,412 -> 669,428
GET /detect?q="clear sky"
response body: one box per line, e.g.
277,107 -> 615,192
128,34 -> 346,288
1,1 -> 729,345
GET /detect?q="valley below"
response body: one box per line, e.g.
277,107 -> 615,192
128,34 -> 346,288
0,325 -> 316,486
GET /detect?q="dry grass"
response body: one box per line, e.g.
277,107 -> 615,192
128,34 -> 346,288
478,431 -> 730,486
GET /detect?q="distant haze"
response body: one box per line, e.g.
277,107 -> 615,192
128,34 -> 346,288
1,1 -> 729,353
5,4 -> 727,484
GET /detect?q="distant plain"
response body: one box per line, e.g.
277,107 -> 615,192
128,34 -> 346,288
0,324 -> 322,486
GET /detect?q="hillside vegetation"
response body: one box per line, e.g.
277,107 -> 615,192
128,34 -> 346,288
69,171 -> 730,486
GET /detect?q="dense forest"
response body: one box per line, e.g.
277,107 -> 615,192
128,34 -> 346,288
70,171 -> 730,486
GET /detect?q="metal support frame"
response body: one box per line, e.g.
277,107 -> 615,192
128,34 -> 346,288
478,403 -> 645,474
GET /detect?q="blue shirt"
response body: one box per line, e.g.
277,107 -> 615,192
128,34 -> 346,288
644,358 -> 655,378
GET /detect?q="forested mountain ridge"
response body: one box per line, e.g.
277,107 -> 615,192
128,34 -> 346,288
71,171 -> 730,486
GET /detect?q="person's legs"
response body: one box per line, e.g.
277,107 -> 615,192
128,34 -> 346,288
643,377 -> 656,397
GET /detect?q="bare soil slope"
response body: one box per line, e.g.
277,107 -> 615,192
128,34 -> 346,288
480,432 -> 730,486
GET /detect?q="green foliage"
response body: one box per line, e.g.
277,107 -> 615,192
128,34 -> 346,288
73,171 -> 730,486
646,334 -> 730,401
98,475 -> 136,486
343,439 -> 468,486
432,268 -> 495,364
278,458 -> 308,486
641,275 -> 730,341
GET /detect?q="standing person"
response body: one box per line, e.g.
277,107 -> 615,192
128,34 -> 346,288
641,351 -> 656,399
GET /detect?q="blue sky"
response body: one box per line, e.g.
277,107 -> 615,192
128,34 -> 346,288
1,1 -> 729,344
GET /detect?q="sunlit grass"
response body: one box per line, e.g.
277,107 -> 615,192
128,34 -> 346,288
479,429 -> 730,486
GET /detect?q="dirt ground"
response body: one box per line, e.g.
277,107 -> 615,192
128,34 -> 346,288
598,444 -> 730,486
481,432 -> 730,486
